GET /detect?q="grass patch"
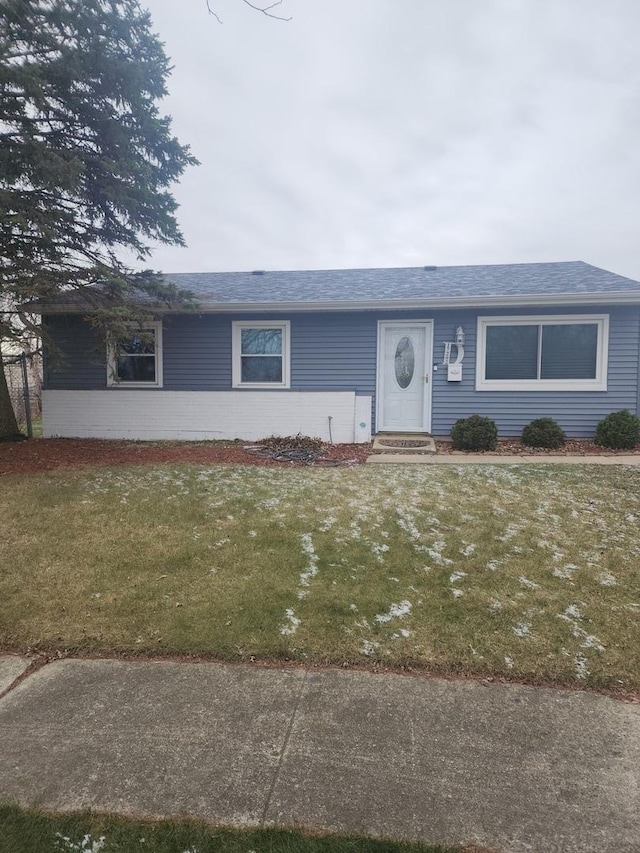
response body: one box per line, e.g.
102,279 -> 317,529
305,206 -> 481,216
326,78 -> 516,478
17,417 -> 43,439
1,464 -> 639,691
0,804 -> 460,853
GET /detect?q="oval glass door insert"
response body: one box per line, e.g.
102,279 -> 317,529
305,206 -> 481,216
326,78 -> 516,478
395,336 -> 415,389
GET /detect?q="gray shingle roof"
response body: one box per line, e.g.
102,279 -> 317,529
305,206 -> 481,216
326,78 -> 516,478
35,262 -> 640,312
162,261 -> 640,305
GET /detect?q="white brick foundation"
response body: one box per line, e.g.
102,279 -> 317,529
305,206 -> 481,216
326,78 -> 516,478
42,390 -> 372,443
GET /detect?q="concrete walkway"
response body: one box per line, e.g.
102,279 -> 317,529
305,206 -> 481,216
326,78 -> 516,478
1,656 -> 639,853
367,453 -> 640,464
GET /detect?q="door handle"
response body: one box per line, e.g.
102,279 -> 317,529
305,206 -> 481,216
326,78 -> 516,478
424,373 -> 429,383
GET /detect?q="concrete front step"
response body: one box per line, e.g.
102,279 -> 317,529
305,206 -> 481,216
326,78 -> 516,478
371,433 -> 436,455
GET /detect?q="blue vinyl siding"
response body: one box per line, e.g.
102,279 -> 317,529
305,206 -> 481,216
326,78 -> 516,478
44,304 -> 640,438
430,306 -> 640,437
44,312 -> 379,394
43,315 -> 107,389
163,312 -> 380,392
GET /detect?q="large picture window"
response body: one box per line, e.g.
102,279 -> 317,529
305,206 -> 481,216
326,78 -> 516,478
232,321 -> 290,388
107,322 -> 163,387
476,315 -> 608,391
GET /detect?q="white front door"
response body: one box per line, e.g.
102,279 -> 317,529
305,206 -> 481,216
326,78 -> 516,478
377,321 -> 432,432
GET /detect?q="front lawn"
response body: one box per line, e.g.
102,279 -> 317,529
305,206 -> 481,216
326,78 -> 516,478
1,464 -> 639,691
0,805 -> 459,853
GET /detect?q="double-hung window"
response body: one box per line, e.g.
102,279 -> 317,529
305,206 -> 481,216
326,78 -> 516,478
232,320 -> 290,388
107,322 -> 163,387
476,315 -> 608,391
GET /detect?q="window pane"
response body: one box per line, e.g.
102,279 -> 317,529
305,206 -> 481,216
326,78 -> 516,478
241,328 -> 282,355
541,324 -> 598,379
120,332 -> 155,355
117,356 -> 156,382
241,356 -> 282,383
395,336 -> 415,389
485,325 -> 538,380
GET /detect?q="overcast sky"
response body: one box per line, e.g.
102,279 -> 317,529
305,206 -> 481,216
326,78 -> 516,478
140,0 -> 640,280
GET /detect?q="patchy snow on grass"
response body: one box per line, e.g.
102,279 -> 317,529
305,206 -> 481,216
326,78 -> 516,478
390,628 -> 412,640
371,543 -> 390,561
452,588 -> 464,598
449,571 -> 466,584
360,639 -> 379,656
581,634 -> 606,651
504,656 -> 514,669
460,544 -> 476,556
561,604 -> 582,620
55,834 -> 106,853
375,600 -> 412,623
558,605 -> 605,653
297,532 -> 319,598
496,524 -> 521,542
575,654 -> 590,679
552,564 -> 576,580
485,560 -> 501,572
279,608 -> 301,636
512,621 -> 532,638
598,572 -> 617,587
424,544 -> 453,566
519,576 -> 540,590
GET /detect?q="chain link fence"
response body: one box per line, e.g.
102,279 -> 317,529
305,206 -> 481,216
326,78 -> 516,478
2,352 -> 42,436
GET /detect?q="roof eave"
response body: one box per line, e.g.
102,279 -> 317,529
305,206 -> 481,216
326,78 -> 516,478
36,290 -> 640,314
195,291 -> 640,312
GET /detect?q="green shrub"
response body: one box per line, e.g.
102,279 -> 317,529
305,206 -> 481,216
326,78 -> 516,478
522,417 -> 566,449
595,410 -> 640,450
451,414 -> 498,451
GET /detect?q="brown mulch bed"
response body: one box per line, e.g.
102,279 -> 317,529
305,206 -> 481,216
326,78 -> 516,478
0,438 -> 372,476
435,438 -> 640,456
2,436 -> 638,477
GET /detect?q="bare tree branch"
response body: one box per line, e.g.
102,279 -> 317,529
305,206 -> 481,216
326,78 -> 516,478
206,0 -> 292,23
205,0 -> 223,23
242,0 -> 292,20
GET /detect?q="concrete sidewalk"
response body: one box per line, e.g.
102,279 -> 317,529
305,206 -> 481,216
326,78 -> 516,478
0,657 -> 639,853
367,453 -> 640,465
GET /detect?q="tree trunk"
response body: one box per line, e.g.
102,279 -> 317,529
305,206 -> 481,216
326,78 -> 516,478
0,360 -> 21,439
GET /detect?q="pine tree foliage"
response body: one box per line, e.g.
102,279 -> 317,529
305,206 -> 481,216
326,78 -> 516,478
0,0 -> 198,437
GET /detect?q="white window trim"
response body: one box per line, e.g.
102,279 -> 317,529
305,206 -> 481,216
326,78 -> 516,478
107,321 -> 163,388
232,320 -> 290,389
476,314 -> 609,392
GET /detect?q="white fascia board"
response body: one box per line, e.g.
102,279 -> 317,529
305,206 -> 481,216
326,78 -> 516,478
188,292 -> 640,312
38,290 -> 640,314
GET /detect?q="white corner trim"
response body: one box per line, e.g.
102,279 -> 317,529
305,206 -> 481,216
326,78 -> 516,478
107,321 -> 163,388
354,395 -> 372,443
231,320 -> 290,389
475,313 -> 609,392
